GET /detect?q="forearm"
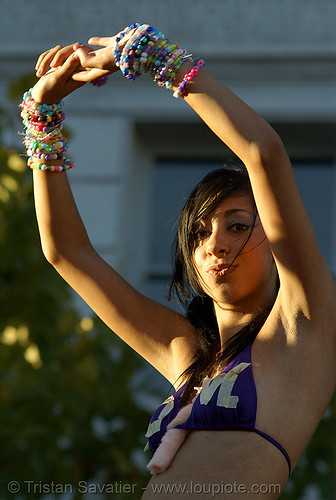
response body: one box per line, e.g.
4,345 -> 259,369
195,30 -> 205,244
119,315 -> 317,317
33,169 -> 92,265
175,65 -> 281,167
21,65 -> 92,266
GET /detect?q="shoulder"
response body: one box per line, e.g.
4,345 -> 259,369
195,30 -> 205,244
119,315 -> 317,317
167,313 -> 199,385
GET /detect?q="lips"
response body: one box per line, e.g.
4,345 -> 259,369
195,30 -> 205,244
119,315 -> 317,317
206,263 -> 236,276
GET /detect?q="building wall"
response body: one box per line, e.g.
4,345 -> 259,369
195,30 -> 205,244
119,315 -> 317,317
1,0 -> 335,295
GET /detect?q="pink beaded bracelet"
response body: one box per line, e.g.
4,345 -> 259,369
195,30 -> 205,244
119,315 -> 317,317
173,58 -> 205,98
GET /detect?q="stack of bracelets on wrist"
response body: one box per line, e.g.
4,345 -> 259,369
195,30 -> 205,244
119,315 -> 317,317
114,23 -> 204,97
20,89 -> 73,172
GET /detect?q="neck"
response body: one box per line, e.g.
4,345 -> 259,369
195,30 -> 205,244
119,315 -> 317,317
214,306 -> 255,345
214,287 -> 277,346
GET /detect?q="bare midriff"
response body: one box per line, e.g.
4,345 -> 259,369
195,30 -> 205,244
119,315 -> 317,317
142,430 -> 289,499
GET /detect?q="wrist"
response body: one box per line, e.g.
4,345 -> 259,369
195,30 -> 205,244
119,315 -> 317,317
172,61 -> 194,90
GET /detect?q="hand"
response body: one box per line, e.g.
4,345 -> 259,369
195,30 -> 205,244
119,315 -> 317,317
35,42 -> 83,77
69,37 -> 117,83
32,52 -> 85,104
35,33 -> 134,84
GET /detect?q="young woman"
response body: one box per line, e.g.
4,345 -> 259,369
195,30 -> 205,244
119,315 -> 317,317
24,24 -> 336,498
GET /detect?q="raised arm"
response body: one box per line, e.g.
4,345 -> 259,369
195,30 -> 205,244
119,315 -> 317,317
178,64 -> 336,326
28,52 -> 196,384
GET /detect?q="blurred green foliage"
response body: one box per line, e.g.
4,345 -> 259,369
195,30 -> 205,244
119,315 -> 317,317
282,398 -> 336,499
0,75 -> 334,499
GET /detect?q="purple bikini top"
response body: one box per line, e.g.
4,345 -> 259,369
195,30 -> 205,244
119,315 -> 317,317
145,343 -> 291,475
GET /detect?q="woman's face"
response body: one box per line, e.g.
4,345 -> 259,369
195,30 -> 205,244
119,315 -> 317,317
192,192 -> 277,311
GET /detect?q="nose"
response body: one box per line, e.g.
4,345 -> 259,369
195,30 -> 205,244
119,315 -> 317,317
206,228 -> 230,257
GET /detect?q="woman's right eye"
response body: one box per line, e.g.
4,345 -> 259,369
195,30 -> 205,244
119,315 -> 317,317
194,227 -> 210,240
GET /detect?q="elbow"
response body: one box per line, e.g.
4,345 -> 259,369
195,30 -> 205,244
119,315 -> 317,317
41,240 -> 64,267
40,235 -> 93,271
249,128 -> 288,169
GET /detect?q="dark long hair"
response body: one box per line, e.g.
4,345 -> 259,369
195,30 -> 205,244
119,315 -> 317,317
169,164 -> 277,404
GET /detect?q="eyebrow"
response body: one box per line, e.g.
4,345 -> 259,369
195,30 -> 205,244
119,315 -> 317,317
196,208 -> 253,226
224,208 -> 251,217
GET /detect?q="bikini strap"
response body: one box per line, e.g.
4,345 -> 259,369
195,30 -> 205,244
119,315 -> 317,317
253,428 -> 291,476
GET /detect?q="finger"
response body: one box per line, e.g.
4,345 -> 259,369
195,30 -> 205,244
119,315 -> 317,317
72,67 -> 109,83
58,52 -> 83,77
36,45 -> 63,76
36,45 -> 62,68
49,43 -> 82,68
88,36 -> 114,47
46,51 -> 81,84
58,53 -> 88,94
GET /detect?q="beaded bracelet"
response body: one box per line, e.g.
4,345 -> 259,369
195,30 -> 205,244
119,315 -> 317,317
145,40 -> 187,85
156,50 -> 190,89
27,157 -> 73,172
29,152 -> 63,161
117,25 -> 171,82
173,58 -> 205,98
91,75 -> 109,87
21,90 -> 62,120
24,129 -> 68,155
114,23 -> 140,67
120,25 -> 160,80
113,23 -> 204,97
20,89 -> 73,173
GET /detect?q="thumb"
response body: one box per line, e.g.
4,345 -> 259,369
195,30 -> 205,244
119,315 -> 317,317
88,36 -> 112,47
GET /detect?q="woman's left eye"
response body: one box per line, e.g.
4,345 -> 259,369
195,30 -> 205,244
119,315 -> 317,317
229,223 -> 249,232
